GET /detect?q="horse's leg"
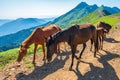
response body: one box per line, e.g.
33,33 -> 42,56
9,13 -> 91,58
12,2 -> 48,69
78,43 -> 86,59
69,45 -> 77,70
94,31 -> 99,57
57,43 -> 60,53
90,39 -> 93,51
99,36 -> 102,50
64,42 -> 67,51
33,44 -> 38,64
101,35 -> 104,50
42,44 -> 46,61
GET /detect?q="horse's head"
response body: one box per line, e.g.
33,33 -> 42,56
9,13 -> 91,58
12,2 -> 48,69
105,23 -> 112,33
98,22 -> 112,33
46,36 -> 57,62
17,45 -> 27,62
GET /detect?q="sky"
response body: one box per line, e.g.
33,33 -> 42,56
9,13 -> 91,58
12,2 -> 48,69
0,0 -> 120,19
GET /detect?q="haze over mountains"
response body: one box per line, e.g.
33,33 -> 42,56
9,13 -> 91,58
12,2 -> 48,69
0,2 -> 120,51
0,18 -> 56,36
0,19 -> 12,26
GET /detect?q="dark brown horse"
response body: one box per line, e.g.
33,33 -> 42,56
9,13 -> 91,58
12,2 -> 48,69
46,24 -> 98,70
90,27 -> 107,51
97,22 -> 112,33
95,22 -> 112,50
17,24 -> 61,63
97,27 -> 107,50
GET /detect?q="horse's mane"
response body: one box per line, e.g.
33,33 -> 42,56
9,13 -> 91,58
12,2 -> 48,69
99,22 -> 112,28
22,27 -> 43,46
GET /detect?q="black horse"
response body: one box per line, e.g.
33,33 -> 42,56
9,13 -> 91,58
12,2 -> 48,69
46,24 -> 98,70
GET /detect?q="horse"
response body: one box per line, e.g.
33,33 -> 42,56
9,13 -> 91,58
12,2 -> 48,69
97,22 -> 112,33
90,27 -> 107,51
46,24 -> 98,70
17,24 -> 62,63
96,22 -> 112,50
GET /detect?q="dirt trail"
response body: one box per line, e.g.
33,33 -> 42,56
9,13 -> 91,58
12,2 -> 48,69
0,29 -> 120,80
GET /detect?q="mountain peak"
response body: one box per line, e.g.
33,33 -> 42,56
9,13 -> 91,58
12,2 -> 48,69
80,2 -> 88,5
93,4 -> 98,8
75,2 -> 88,9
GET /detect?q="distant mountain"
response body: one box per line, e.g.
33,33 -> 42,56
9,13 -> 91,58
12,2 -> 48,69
50,2 -> 98,27
0,19 -> 12,26
100,5 -> 120,14
43,17 -> 56,22
0,27 -> 35,51
0,18 -> 47,36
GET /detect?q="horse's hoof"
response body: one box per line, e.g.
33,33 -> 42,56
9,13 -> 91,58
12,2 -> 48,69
78,56 -> 82,60
69,67 -> 73,71
94,55 -> 96,58
42,58 -> 46,61
90,49 -> 92,51
32,61 -> 35,64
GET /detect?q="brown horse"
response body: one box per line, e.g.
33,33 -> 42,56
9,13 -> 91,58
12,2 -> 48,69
96,22 -> 112,50
97,27 -> 107,50
97,22 -> 112,33
90,27 -> 107,51
46,24 -> 98,70
17,24 -> 61,63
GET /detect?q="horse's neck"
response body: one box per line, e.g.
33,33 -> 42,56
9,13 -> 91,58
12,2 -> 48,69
22,36 -> 34,48
55,32 -> 68,44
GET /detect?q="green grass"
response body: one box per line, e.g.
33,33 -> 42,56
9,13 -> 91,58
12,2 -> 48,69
111,13 -> 120,16
0,44 -> 42,70
25,61 -> 34,68
0,48 -> 18,70
62,10 -> 100,28
93,16 -> 119,26
117,26 -> 120,29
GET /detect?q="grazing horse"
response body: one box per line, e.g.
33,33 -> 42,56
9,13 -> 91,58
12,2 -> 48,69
90,27 -> 107,51
95,22 -> 112,50
46,24 -> 98,70
17,24 -> 61,63
97,27 -> 107,50
97,22 -> 112,33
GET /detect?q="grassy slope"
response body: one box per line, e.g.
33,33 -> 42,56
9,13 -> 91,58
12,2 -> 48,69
62,11 -> 120,29
0,45 -> 42,70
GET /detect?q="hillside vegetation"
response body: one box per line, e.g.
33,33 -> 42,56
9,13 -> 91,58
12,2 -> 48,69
62,10 -> 120,28
0,45 -> 42,70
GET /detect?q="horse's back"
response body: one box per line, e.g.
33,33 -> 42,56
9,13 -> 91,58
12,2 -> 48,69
42,24 -> 61,37
43,24 -> 61,31
69,24 -> 96,44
